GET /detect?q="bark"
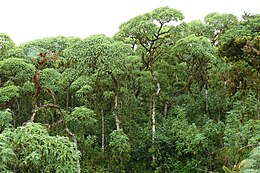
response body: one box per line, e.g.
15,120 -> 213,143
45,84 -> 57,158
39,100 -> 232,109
114,92 -> 120,131
71,95 -> 74,108
101,109 -> 105,152
151,71 -> 161,140
25,103 -> 65,125
152,96 -> 156,142
111,73 -> 120,131
205,86 -> 209,114
151,95 -> 156,163
164,101 -> 168,119
28,53 -> 81,172
151,70 -> 161,164
152,72 -> 161,95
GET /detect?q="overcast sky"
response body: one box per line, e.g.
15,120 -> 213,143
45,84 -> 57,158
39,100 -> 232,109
1,0 -> 259,45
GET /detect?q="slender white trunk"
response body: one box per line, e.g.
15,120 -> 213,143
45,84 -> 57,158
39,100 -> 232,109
111,74 -> 120,131
151,95 -> 156,163
152,96 -> 156,141
151,72 -> 161,137
114,94 -> 120,131
151,71 -> 161,163
101,109 -> 105,152
164,102 -> 168,118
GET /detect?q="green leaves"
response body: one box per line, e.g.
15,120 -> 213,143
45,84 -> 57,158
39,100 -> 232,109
40,68 -> 63,92
173,34 -> 216,89
64,34 -> 131,76
240,146 -> 260,172
109,129 -> 131,154
118,6 -> 184,39
0,109 -> 13,131
204,12 -> 238,31
222,92 -> 260,171
0,58 -> 35,86
66,106 -> 97,132
152,107 -> 207,172
174,34 -> 216,58
218,14 -> 260,71
20,36 -> 71,55
0,85 -> 19,104
0,6 -> 259,173
109,129 -> 131,171
0,122 -> 81,172
0,33 -> 15,60
0,137 -> 15,172
116,6 -> 184,71
150,6 -> 184,24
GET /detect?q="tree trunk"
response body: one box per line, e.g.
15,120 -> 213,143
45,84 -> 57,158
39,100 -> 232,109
114,92 -> 120,131
151,70 -> 161,164
71,95 -> 74,108
111,74 -> 120,131
151,95 -> 156,163
205,85 -> 209,115
101,109 -> 105,152
164,101 -> 168,119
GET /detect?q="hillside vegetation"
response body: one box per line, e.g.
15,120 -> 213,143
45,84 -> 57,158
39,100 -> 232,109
0,7 -> 259,173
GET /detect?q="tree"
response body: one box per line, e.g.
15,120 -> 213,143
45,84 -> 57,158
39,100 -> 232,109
115,7 -> 184,164
173,34 -> 216,114
1,7 -> 260,173
0,109 -> 13,132
0,33 -> 15,60
0,58 -> 35,124
204,12 -> 238,45
0,122 -> 81,173
222,92 -> 260,171
218,14 -> 260,70
217,14 -> 260,97
64,34 -> 133,171
239,146 -> 260,172
153,107 -> 207,172
109,129 -> 131,172
64,34 -> 131,131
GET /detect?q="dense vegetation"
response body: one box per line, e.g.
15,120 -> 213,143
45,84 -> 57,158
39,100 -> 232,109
0,7 -> 259,173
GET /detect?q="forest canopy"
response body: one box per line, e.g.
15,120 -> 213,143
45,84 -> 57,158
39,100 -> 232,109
0,7 -> 259,173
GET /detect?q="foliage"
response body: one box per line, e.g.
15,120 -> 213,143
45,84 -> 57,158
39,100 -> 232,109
218,14 -> 260,71
0,58 -> 35,86
0,33 -> 15,60
0,8 -> 259,173
222,92 -> 260,171
0,109 -> 13,132
109,129 -> 131,172
65,106 -> 97,133
0,123 -> 81,173
240,146 -> 260,172
173,34 -> 216,90
0,85 -> 19,104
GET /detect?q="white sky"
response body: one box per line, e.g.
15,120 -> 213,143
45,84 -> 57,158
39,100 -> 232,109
1,0 -> 259,45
